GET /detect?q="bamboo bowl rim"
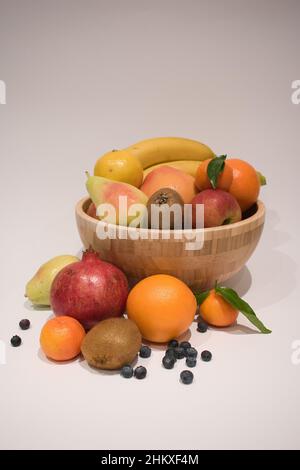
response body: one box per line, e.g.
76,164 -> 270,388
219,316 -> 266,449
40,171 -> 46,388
76,197 -> 265,238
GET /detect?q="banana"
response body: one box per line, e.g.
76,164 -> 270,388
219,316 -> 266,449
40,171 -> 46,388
143,160 -> 202,179
125,137 -> 214,169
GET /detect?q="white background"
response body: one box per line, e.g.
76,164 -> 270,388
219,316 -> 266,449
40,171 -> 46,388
0,0 -> 300,450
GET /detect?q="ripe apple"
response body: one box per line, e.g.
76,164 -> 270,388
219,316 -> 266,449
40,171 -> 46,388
191,189 -> 242,228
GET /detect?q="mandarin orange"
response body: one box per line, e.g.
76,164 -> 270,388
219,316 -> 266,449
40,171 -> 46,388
200,289 -> 238,327
195,158 -> 233,191
40,316 -> 85,361
226,159 -> 260,211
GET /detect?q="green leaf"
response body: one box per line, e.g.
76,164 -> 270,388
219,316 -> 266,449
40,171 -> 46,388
256,170 -> 267,186
215,286 -> 272,334
207,155 -> 227,189
194,290 -> 210,305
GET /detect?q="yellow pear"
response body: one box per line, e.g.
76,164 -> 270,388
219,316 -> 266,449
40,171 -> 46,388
25,255 -> 79,306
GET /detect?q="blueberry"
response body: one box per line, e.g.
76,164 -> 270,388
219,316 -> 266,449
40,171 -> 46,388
19,319 -> 30,330
180,341 -> 191,350
186,357 -> 197,368
201,350 -> 212,362
168,339 -> 178,349
174,347 -> 185,359
186,347 -> 198,358
139,345 -> 151,358
180,370 -> 194,384
197,320 -> 208,333
121,365 -> 134,378
165,348 -> 176,360
10,335 -> 21,347
162,355 -> 175,369
134,366 -> 147,379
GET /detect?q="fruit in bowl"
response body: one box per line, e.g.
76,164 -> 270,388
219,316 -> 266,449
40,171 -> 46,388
191,189 -> 242,228
86,173 -> 148,226
94,149 -> 144,188
76,137 -> 267,288
140,166 -> 197,204
146,188 -> 184,229
195,156 -> 261,212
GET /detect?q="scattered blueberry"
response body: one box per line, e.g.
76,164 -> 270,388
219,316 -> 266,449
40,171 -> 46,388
10,335 -> 21,347
180,341 -> 191,350
180,370 -> 194,384
197,320 -> 208,333
201,350 -> 212,362
186,357 -> 197,368
168,339 -> 178,349
174,347 -> 185,359
121,365 -> 134,378
165,348 -> 177,360
134,366 -> 147,379
186,347 -> 198,358
139,345 -> 151,358
162,355 -> 175,369
19,319 -> 30,330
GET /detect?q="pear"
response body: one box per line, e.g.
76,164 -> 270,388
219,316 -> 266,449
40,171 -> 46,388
86,173 -> 148,226
25,255 -> 79,306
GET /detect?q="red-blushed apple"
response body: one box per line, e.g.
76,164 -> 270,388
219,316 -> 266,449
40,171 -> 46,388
191,189 -> 242,228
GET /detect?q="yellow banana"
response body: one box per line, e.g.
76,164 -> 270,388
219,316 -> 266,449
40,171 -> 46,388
143,160 -> 202,179
125,137 -> 214,169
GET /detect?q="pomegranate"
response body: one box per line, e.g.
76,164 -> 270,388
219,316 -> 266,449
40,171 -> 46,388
50,249 -> 129,329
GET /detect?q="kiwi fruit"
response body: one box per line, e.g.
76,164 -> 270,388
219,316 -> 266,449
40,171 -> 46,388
147,188 -> 184,229
81,317 -> 142,370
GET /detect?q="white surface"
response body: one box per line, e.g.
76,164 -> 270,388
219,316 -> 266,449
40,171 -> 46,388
0,0 -> 300,450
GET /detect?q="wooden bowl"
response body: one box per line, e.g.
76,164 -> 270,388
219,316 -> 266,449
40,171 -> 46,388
76,197 -> 265,290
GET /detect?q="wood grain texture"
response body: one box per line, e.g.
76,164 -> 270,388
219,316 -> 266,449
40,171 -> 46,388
76,197 -> 265,290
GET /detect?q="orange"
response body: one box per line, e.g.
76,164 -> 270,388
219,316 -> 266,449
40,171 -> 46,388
226,159 -> 260,211
40,316 -> 86,361
195,158 -> 233,191
195,158 -> 260,211
200,289 -> 238,327
126,274 -> 197,343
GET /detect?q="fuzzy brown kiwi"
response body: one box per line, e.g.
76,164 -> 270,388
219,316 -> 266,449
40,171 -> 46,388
81,317 -> 142,370
147,188 -> 184,229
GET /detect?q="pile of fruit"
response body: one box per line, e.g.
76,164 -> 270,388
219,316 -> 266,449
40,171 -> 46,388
86,136 -> 266,228
15,137 -> 271,385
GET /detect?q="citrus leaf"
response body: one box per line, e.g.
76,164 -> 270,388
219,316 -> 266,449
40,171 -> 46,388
207,155 -> 227,189
194,290 -> 210,305
215,286 -> 272,334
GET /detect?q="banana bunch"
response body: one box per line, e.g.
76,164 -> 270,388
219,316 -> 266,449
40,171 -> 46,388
126,136 -> 214,170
